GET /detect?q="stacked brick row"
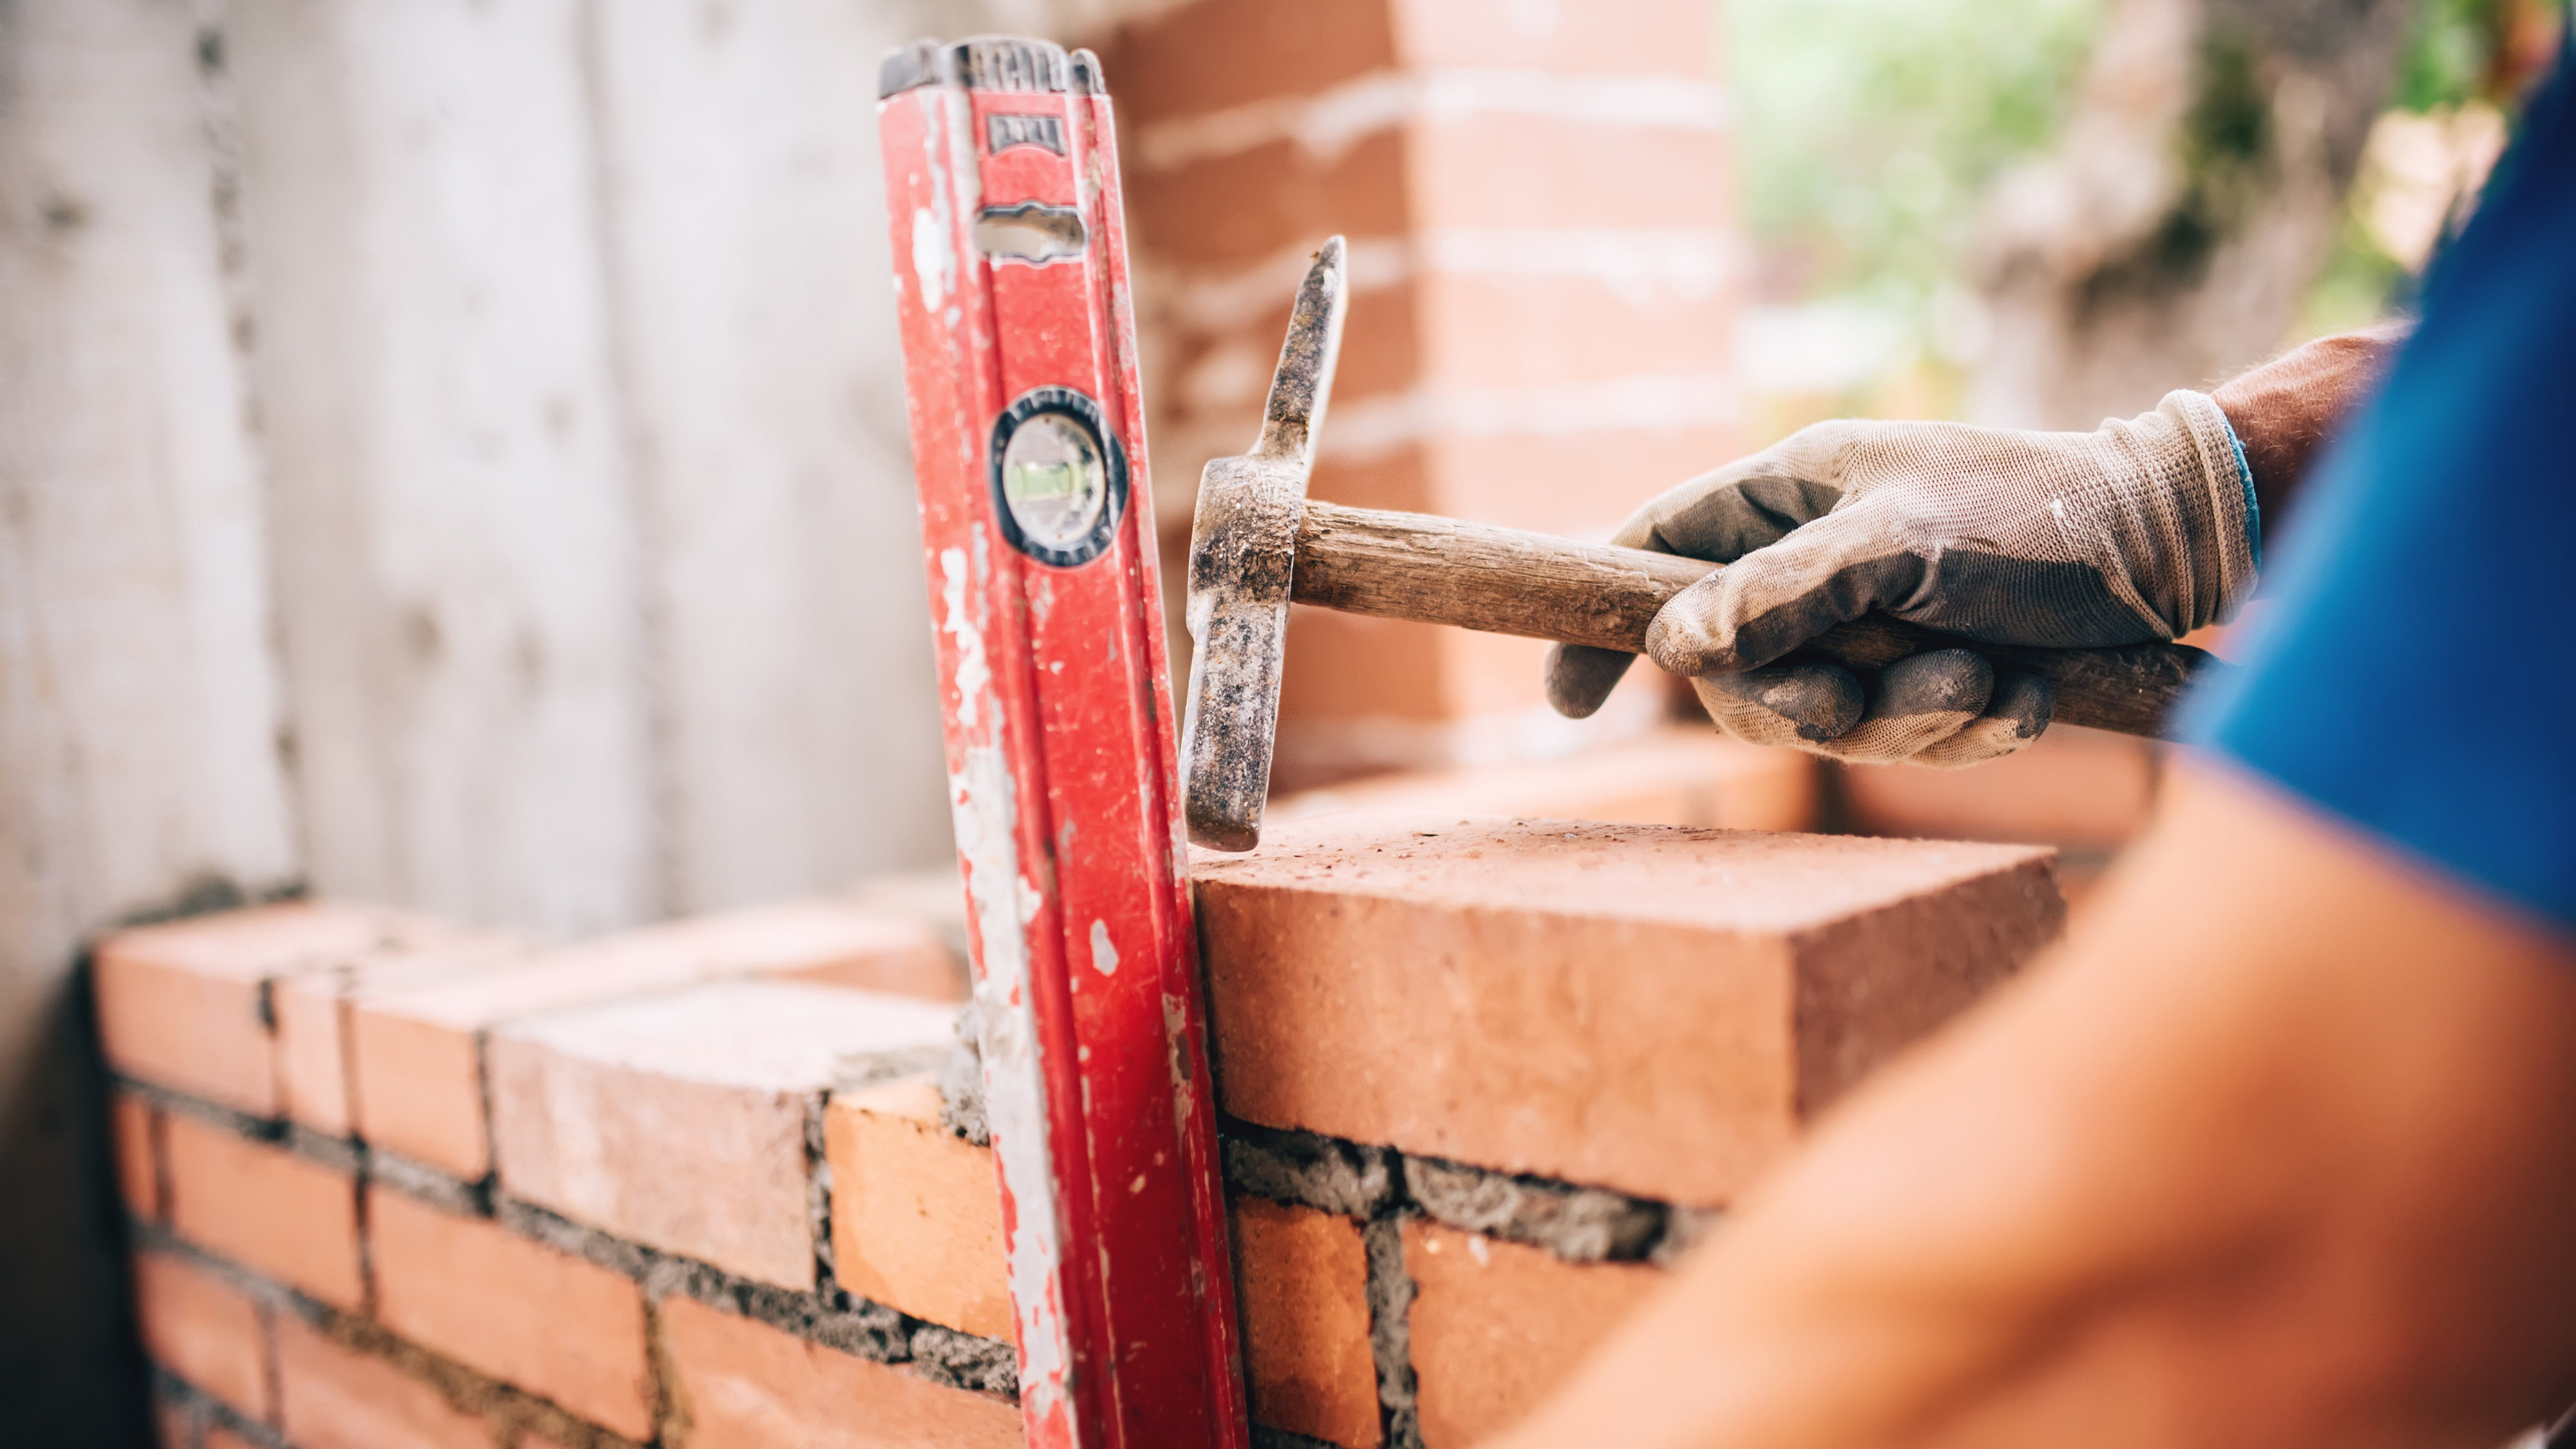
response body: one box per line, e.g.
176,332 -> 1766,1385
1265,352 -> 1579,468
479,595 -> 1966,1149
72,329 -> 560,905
102,898 -> 1021,1448
1099,0 -> 1746,781
103,815 -> 2063,1448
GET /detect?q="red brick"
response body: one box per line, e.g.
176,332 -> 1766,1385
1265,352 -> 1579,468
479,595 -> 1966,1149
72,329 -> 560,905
133,1251 -> 272,1421
824,1079 -> 1007,1338
657,1295 -> 1021,1448
1274,725 -> 1814,836
366,1187 -> 652,1437
1415,272 -> 1730,392
1235,1198 -> 1378,1448
1390,0 -> 1715,73
1408,117 -> 1730,233
489,979 -> 954,1285
1128,133 -> 1410,270
162,1112 -> 361,1307
1101,0 -> 1396,123
203,1428 -> 258,1449
95,903 -> 451,1117
271,934 -> 524,1140
113,1090 -> 162,1222
350,901 -> 952,1180
1193,819 -> 2060,1205
1402,1221 -> 1662,1447
273,1314 -> 486,1449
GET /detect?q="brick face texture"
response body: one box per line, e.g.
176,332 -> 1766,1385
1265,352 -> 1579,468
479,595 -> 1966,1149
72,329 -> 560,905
1234,1198 -> 1379,1448
1196,818 -> 2060,1206
1403,1222 -> 1665,1446
658,1297 -> 1022,1448
131,1251 -> 272,1421
274,1314 -> 490,1449
366,1187 -> 653,1437
489,979 -> 952,1286
162,1112 -> 363,1309
824,1078 -> 1010,1338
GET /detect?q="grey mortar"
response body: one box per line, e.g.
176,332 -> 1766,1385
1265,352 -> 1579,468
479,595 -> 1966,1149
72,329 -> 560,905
1222,1119 -> 1398,1218
1404,1155 -> 1665,1263
1363,1214 -> 1423,1449
909,1321 -> 1019,1395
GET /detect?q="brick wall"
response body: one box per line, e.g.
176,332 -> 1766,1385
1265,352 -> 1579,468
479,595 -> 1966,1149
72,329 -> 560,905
1100,0 -> 1744,786
100,818 -> 2057,1448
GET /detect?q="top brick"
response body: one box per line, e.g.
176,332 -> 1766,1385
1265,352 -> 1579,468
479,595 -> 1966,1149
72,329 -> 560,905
1193,819 -> 2061,1206
95,903 -> 466,1117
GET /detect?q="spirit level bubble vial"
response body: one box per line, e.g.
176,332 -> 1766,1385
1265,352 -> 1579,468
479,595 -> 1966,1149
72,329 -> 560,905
875,36 -> 1249,1449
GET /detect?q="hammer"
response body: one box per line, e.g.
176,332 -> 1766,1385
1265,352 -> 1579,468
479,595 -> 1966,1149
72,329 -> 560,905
1177,238 -> 2213,852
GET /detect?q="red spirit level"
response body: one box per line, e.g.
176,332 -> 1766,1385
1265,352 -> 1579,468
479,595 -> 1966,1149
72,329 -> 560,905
876,37 -> 1247,1449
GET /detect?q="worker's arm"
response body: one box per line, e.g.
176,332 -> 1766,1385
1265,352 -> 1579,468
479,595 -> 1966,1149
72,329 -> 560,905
1543,328 -> 2401,765
1486,762 -> 2576,1449
2213,323 -> 2407,523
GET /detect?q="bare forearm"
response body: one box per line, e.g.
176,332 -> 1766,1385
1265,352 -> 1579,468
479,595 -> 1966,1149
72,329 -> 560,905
2213,324 -> 2410,525
1490,765 -> 2576,1449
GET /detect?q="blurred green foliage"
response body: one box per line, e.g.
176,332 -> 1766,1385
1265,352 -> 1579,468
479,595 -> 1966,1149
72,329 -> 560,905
1726,0 -> 2107,308
1731,0 -> 2563,338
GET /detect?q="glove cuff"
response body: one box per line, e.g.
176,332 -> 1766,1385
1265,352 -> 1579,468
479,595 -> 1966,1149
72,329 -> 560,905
2159,389 -> 2260,629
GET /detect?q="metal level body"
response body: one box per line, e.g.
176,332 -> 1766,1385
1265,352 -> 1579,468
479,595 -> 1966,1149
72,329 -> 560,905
876,37 -> 1245,1449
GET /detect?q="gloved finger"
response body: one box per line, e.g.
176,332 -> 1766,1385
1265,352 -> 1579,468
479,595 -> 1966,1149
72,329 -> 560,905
1647,498 -> 1917,676
1811,649 -> 1995,763
1689,660 -> 1865,750
1546,439 -> 1851,719
1544,643 -> 1637,719
1913,670 -> 2052,768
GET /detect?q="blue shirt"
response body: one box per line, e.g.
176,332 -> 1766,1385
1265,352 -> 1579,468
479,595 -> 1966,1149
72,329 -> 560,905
2181,50 -> 2575,934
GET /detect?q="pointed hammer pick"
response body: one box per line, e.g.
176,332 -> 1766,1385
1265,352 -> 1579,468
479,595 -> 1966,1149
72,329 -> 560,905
1178,236 -> 2214,853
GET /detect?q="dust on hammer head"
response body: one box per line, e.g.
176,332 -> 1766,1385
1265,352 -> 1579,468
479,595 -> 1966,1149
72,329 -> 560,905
1177,236 -> 1349,853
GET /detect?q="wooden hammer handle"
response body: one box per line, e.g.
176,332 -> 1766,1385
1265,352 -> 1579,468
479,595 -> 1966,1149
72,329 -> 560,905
1288,500 -> 2213,739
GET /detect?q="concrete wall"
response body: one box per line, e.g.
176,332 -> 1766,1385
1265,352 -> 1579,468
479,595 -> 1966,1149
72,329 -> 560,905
0,0 -> 1146,1436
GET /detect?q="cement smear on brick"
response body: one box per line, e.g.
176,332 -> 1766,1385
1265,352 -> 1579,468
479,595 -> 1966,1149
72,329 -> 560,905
1406,1154 -> 1665,1263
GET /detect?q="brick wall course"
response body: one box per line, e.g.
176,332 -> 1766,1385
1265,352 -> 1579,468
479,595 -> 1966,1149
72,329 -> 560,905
488,978 -> 953,1286
270,936 -> 525,1141
656,1296 -> 1021,1449
96,903 -> 457,1117
1102,0 -> 1397,122
162,1112 -> 362,1309
133,1251 -> 274,1424
1195,817 -> 2059,1206
1235,1198 -> 1381,1448
272,1314 -> 489,1449
347,900 -> 956,1180
823,1077 -> 1009,1340
366,1186 -> 654,1439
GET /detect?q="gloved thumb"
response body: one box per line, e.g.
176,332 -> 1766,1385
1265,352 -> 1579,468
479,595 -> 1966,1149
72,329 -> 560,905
1647,500 -> 1914,676
1544,643 -> 1636,719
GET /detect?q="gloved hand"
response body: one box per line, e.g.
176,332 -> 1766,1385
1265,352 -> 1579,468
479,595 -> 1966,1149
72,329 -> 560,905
1548,390 -> 2257,766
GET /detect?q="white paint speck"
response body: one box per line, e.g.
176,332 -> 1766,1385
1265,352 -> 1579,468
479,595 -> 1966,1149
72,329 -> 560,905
1089,918 -> 1119,976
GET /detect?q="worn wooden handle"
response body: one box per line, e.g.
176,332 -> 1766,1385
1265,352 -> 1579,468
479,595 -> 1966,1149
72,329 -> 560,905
1287,500 -> 2211,739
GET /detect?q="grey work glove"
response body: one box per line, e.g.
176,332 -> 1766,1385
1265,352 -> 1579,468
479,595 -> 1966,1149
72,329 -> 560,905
1548,390 -> 2256,766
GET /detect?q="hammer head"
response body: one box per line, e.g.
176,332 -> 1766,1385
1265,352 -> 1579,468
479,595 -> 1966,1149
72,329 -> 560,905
1179,237 -> 1349,851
